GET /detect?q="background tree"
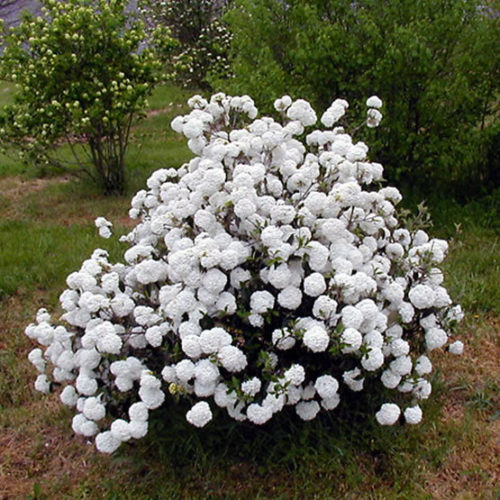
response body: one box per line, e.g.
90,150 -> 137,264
0,0 -> 176,194
139,0 -> 232,88
217,0 -> 499,199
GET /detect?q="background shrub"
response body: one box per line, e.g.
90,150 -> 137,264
216,0 -> 499,199
0,0 -> 176,194
139,0 -> 232,89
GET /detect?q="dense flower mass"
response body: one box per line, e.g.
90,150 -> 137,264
25,93 -> 463,453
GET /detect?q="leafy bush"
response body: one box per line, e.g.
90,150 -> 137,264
0,0 -> 176,194
25,93 -> 463,454
139,0 -> 232,88
217,0 -> 499,198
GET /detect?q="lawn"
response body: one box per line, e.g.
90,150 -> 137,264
0,82 -> 498,499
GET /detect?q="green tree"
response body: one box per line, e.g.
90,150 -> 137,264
218,0 -> 499,198
0,0 -> 176,194
139,0 -> 232,88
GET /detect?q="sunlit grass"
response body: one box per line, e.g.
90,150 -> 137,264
0,220 -> 126,304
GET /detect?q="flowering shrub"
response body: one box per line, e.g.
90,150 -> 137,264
26,93 -> 464,454
139,0 -> 232,88
0,0 -> 176,194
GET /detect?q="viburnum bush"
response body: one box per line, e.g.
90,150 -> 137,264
25,93 -> 464,454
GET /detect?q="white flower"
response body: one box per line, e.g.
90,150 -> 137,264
341,328 -> 362,353
287,99 -> 317,126
183,118 -> 204,139
267,263 -> 292,289
145,326 -> 164,348
361,347 -> 384,371
129,420 -> 148,439
312,295 -> 337,319
390,339 -> 410,357
343,368 -> 364,391
261,226 -> 283,248
28,348 -> 46,372
341,306 -> 363,330
175,359 -> 195,383
83,397 -> 106,421
366,96 -> 382,108
277,286 -> 302,310
218,345 -> 247,372
111,419 -> 132,442
274,95 -> 292,112
230,268 -> 251,289
366,108 -> 382,128
34,374 -> 50,393
425,327 -> 448,351
448,340 -> 464,355
186,401 -> 213,427
95,217 -> 112,239
284,364 -> 306,385
314,375 -> 339,399
241,377 -> 261,397
321,99 -> 348,127
303,273 -> 327,297
375,403 -> 400,425
129,402 -> 149,422
111,293 -> 135,317
390,355 -> 412,376
247,403 -> 273,424
72,414 -> 98,437
199,327 -> 232,354
303,326 -> 330,353
404,405 -> 423,425
399,301 -> 415,323
235,199 -> 257,218
250,290 -> 275,314
270,204 -> 296,224
381,369 -> 401,389
76,374 -> 97,396
96,330 -> 122,355
415,355 -> 433,375
321,393 -> 341,411
272,328 -> 296,350
195,359 -> 219,385
214,383 -> 237,408
60,385 -> 78,407
95,431 -> 121,453
408,284 -> 436,309
182,335 -> 202,359
135,260 -> 168,285
296,400 -> 320,421
413,378 -> 432,400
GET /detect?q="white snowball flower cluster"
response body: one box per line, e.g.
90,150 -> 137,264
94,217 -> 113,239
26,93 -> 463,453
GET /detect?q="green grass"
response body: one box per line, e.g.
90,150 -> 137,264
0,220 -> 125,303
400,190 -> 500,315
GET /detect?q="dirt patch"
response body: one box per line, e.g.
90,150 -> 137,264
423,316 -> 500,499
0,176 -> 70,218
0,398 -> 107,499
146,105 -> 174,118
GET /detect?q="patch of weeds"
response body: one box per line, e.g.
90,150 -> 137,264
466,378 -> 499,416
